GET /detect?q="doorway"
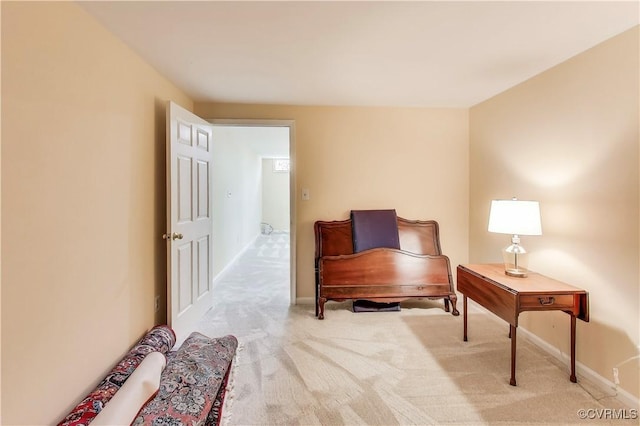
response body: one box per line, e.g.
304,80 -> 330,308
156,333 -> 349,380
209,120 -> 296,305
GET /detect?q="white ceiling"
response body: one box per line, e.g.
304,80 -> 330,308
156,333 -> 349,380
79,1 -> 638,108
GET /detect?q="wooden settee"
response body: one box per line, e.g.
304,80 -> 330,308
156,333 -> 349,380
314,216 -> 459,319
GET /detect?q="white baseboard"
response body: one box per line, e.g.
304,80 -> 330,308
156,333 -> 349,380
467,303 -> 639,409
212,233 -> 259,286
518,326 -> 639,409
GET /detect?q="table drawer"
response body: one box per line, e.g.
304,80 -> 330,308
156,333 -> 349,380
520,294 -> 575,310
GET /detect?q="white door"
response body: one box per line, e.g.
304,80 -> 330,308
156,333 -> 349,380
165,101 -> 213,343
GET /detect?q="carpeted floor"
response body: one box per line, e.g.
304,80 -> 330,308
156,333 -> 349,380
196,232 -> 635,425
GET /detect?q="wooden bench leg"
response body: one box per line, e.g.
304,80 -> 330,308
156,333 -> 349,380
318,297 -> 326,320
449,294 -> 460,316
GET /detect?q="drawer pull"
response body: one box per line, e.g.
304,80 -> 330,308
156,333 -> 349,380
539,297 -> 555,306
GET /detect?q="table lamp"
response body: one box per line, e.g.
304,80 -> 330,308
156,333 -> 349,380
488,198 -> 542,277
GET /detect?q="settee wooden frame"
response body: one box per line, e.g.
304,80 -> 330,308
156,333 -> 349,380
314,217 -> 460,319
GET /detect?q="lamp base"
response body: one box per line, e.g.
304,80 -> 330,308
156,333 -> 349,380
505,268 -> 528,278
502,237 -> 529,278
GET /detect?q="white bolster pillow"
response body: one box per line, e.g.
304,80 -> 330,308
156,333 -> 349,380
91,351 -> 166,426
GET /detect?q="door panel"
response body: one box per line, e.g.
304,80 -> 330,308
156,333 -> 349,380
167,101 -> 214,343
197,236 -> 210,298
177,156 -> 193,223
197,160 -> 209,219
196,127 -> 210,150
177,242 -> 193,313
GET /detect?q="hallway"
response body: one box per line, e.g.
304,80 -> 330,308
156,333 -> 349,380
197,231 -> 291,333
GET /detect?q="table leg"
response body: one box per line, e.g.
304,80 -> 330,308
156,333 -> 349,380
463,295 -> 468,342
510,324 -> 517,386
570,314 -> 577,383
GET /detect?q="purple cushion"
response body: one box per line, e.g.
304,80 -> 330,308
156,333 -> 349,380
351,209 -> 400,252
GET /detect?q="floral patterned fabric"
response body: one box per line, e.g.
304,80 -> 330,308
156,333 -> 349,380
133,333 -> 238,426
58,325 -> 176,426
205,364 -> 233,426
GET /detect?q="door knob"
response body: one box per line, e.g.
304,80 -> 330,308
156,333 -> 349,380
162,232 -> 184,240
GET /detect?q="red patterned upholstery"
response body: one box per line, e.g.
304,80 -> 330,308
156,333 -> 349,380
58,325 -> 176,426
133,333 -> 238,425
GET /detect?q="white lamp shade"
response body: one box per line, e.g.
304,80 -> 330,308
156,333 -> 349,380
488,199 -> 542,236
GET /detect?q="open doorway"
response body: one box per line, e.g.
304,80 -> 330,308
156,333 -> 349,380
208,120 -> 295,305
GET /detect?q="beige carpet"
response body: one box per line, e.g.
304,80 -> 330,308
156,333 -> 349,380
196,233 -> 634,425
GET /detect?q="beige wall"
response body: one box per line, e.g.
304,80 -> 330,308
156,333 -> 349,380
0,5 -> 3,421
1,2 -> 193,424
469,27 -> 639,400
195,103 -> 470,301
